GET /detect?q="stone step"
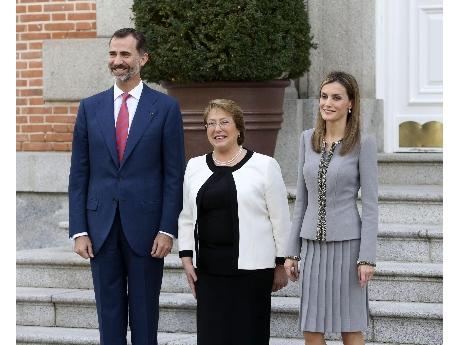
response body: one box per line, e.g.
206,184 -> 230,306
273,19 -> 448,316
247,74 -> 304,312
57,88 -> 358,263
277,261 -> 442,303
374,185 -> 442,224
377,153 -> 442,185
58,227 -> 443,264
16,326 -> 190,345
16,325 -> 416,345
16,247 -> 185,291
16,247 -> 93,290
59,221 -> 443,263
368,261 -> 442,303
58,221 -> 181,253
17,248 -> 442,303
287,184 -> 442,225
60,185 -> 443,236
17,288 -> 442,344
377,223 -> 442,262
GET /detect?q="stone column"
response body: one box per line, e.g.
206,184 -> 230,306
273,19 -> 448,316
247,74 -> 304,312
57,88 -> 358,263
277,0 -> 384,184
298,0 -> 384,150
96,0 -> 134,37
304,0 -> 376,98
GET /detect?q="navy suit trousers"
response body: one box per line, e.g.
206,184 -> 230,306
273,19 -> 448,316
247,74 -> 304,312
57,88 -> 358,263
90,208 -> 164,345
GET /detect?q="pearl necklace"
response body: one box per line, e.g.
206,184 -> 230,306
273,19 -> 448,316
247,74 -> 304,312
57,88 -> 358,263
213,146 -> 243,166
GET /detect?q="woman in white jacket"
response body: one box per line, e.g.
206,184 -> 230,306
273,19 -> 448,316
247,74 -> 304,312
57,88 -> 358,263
178,99 -> 290,345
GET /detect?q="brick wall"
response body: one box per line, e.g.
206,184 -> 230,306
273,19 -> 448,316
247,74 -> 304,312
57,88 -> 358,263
16,0 -> 96,151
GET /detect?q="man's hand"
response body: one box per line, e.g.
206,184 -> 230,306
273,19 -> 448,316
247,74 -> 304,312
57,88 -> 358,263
272,265 -> 288,292
181,257 -> 198,299
74,235 -> 94,259
151,233 -> 173,258
284,258 -> 299,282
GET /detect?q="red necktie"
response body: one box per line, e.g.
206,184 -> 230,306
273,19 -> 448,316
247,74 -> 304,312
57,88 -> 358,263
115,93 -> 131,162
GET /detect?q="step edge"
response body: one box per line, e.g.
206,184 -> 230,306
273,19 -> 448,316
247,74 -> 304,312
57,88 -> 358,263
377,152 -> 443,163
18,289 -> 443,319
15,325 -> 412,345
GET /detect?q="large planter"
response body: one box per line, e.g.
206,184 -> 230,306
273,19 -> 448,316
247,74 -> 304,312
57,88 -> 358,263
162,80 -> 290,160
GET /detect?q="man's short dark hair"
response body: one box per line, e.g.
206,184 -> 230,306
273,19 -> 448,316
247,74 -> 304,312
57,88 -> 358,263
110,28 -> 147,55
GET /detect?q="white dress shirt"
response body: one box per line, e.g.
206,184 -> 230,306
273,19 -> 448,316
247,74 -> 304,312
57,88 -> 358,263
113,80 -> 143,131
72,81 -> 173,240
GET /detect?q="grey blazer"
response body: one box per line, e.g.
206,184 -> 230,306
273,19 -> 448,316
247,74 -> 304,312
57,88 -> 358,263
286,129 -> 378,263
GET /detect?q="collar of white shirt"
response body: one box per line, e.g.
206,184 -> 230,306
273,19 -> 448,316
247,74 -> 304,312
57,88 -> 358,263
113,80 -> 144,101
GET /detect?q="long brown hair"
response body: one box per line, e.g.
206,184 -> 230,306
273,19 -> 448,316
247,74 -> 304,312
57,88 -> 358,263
312,71 -> 361,155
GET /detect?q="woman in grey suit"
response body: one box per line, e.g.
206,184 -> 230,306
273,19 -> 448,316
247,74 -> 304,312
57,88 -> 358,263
284,71 -> 378,345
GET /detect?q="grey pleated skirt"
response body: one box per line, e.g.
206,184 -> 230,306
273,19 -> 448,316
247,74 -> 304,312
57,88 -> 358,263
299,239 -> 369,333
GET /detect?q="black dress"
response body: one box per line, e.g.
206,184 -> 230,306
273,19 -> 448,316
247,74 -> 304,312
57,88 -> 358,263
194,151 -> 274,345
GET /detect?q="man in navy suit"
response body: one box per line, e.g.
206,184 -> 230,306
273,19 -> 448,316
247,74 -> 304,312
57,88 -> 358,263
68,28 -> 185,345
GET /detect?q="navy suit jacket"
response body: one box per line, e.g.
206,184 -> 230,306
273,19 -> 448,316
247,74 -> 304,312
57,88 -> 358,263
68,84 -> 185,256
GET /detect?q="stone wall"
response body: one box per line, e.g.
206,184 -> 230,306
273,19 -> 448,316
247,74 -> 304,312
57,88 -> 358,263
17,152 -> 71,250
16,0 -> 97,152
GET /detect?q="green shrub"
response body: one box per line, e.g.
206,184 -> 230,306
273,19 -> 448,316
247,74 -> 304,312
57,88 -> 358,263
132,0 -> 314,83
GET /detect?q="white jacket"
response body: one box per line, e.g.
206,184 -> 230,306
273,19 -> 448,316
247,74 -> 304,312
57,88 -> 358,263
178,152 -> 290,270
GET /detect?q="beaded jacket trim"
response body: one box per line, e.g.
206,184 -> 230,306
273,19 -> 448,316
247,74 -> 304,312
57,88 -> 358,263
315,138 -> 342,241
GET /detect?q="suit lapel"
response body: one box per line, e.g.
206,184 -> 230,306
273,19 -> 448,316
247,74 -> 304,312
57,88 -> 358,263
95,87 -> 119,167
120,85 -> 159,168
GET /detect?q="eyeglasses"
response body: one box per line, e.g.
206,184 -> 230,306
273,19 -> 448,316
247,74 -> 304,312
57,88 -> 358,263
205,119 -> 233,129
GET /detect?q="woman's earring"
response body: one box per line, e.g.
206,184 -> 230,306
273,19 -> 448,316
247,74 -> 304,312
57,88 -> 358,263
348,108 -> 352,114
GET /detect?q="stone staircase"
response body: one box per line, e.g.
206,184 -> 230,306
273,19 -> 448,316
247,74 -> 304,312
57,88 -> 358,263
16,153 -> 442,345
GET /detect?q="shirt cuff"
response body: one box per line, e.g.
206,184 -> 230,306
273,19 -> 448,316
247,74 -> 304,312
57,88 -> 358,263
71,232 -> 88,240
159,231 -> 175,239
179,250 -> 193,258
275,257 -> 286,265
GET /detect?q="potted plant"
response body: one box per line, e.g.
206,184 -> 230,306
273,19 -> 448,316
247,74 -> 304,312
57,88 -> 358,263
132,0 -> 314,159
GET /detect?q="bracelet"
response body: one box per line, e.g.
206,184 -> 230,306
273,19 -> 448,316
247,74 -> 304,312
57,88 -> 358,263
357,260 -> 376,267
286,255 -> 301,261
